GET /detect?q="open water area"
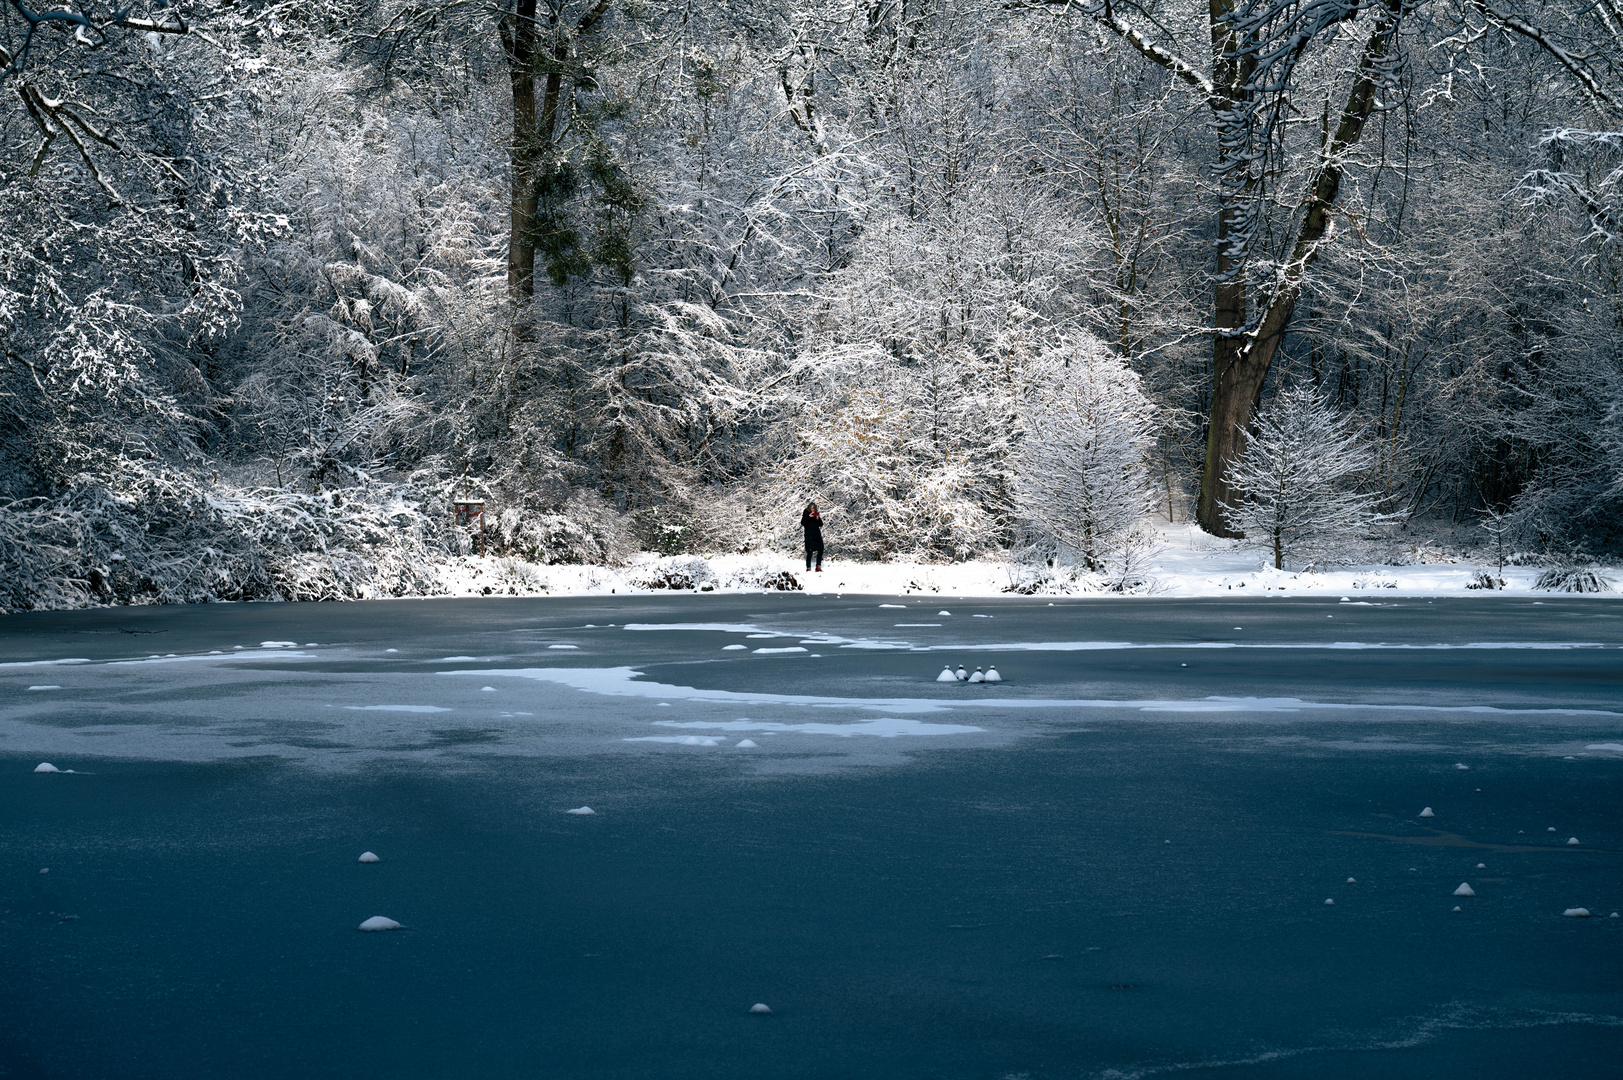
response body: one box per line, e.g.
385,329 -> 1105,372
2,594 -> 1621,1079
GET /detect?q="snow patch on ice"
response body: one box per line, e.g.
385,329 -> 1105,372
358,916 -> 401,931
344,705 -> 452,713
26,685 -> 61,691
565,806 -> 596,814
753,647 -> 807,654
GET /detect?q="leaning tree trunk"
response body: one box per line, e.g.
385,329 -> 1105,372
1193,0 -> 1406,535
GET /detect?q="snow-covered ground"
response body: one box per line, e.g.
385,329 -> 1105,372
429,521 -> 1620,600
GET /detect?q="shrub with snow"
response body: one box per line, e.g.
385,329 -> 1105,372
724,562 -> 802,591
1016,338 -> 1159,573
1223,385 -> 1403,570
628,555 -> 718,591
1534,566 -> 1614,593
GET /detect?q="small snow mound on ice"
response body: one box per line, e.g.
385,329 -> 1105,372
968,667 -> 985,683
26,685 -> 60,691
1563,908 -> 1591,918
1453,883 -> 1475,897
984,667 -> 1002,682
358,852 -> 380,863
385,649 -> 399,653
879,604 -> 906,609
658,702 -> 670,707
1548,827 -> 1557,832
34,763 -> 60,773
1612,912 -> 1620,919
1476,863 -> 1487,869
1419,807 -> 1435,818
548,644 -> 578,650
938,611 -> 951,616
480,686 -> 497,692
750,1004 -> 772,1014
565,806 -> 596,815
1339,597 -> 1350,602
1455,763 -> 1469,770
358,916 -> 401,931
261,641 -> 298,649
723,644 -> 747,650
736,739 -> 758,748
1453,906 -> 1462,912
753,647 -> 807,654
955,666 -> 968,680
1324,899 -> 1334,906
973,614 -> 991,618
39,868 -> 48,874
937,666 -> 957,682
1347,877 -> 1357,884
1568,837 -> 1580,845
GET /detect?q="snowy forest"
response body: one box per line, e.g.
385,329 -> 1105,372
2,0 -> 1620,608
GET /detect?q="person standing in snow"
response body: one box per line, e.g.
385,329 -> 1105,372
800,502 -> 824,572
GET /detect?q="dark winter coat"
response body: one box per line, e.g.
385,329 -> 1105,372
800,509 -> 824,549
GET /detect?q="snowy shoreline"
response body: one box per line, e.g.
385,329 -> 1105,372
416,522 -> 1620,602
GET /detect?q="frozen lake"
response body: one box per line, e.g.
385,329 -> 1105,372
4,594 -> 1622,1078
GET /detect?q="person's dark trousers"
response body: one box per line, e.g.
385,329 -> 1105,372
805,543 -> 823,571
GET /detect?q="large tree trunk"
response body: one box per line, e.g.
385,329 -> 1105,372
1193,0 -> 1405,535
498,0 -> 613,309
499,0 -> 540,304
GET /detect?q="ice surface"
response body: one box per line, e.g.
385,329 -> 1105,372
358,916 -> 401,931
0,658 -> 89,668
651,717 -> 984,738
624,736 -> 721,745
1586,743 -> 1623,752
1419,807 -> 1435,818
750,1004 -> 772,1014
895,623 -> 942,627
565,806 -> 596,815
358,852 -> 380,863
344,705 -> 452,713
1563,908 -> 1591,918
26,685 -> 61,691
442,666 -> 1617,721
1453,883 -> 1475,897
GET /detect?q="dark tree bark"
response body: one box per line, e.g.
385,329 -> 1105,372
498,0 -> 612,306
